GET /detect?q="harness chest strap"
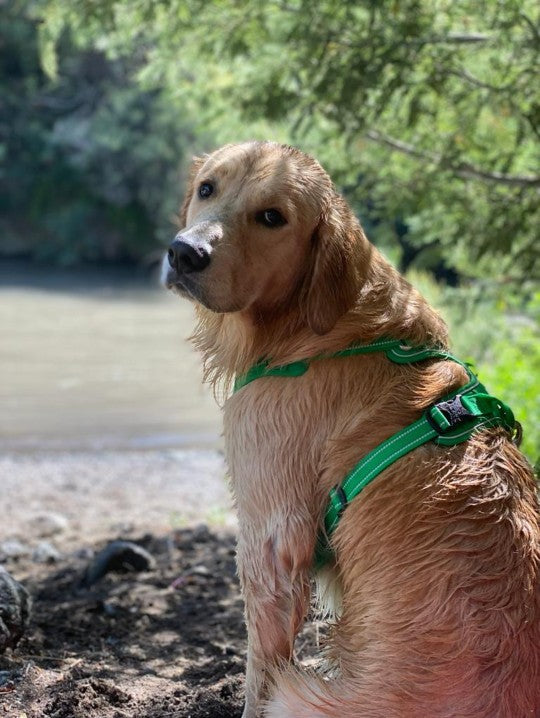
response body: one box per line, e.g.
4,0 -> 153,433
233,338 -> 519,567
233,337 -> 434,391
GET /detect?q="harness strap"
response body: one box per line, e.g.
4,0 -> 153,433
232,337 -> 519,569
314,375 -> 516,566
233,338 -> 462,392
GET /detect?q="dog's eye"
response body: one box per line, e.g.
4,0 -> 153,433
198,182 -> 214,199
256,209 -> 287,228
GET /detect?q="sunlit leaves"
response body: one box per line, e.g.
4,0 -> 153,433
29,0 -> 540,280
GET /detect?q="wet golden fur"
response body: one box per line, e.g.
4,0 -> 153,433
165,142 -> 540,717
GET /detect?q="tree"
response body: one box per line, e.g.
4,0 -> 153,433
33,0 -> 540,281
0,1 -> 200,264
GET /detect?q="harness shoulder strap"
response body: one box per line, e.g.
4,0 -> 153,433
231,337 -> 519,569
233,338 -> 456,392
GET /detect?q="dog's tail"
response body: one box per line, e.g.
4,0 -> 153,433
265,670 -> 361,718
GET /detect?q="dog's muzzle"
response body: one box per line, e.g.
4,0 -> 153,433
167,239 -> 210,274
166,222 -> 222,278
162,222 -> 222,299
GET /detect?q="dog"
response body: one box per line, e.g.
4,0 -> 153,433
163,141 -> 540,717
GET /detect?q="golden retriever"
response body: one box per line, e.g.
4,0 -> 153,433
163,141 -> 540,718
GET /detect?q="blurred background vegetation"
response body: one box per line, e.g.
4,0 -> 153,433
1,0 -> 538,465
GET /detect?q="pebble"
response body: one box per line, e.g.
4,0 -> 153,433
32,541 -> 61,564
31,512 -> 69,538
191,523 -> 211,543
0,540 -> 30,561
191,565 -> 210,577
0,669 -> 17,686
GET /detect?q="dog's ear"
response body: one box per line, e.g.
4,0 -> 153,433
178,155 -> 205,229
301,199 -> 366,335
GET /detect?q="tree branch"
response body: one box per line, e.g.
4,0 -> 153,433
519,11 -> 540,44
365,130 -> 540,188
446,68 -> 514,92
437,32 -> 490,43
336,33 -> 491,50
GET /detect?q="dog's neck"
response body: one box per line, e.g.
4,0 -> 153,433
191,245 -> 448,393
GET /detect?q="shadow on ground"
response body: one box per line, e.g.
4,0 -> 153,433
1,528 -> 247,717
1,527 -> 323,717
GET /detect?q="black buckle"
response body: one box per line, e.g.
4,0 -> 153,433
426,395 -> 475,434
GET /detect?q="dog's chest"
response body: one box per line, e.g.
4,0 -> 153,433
222,379 -> 332,508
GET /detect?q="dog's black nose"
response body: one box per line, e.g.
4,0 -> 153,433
167,240 -> 210,273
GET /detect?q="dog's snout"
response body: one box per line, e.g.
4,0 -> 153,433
167,240 -> 210,274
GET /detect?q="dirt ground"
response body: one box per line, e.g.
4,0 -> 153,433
0,450 -> 322,717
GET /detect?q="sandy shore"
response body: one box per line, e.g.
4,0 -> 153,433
1,448 -> 235,559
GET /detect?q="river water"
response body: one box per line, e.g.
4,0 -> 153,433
0,261 -> 222,451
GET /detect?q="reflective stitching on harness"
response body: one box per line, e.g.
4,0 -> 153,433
326,417 -> 499,535
342,421 -> 424,494
338,375 -> 482,510
328,426 -> 431,532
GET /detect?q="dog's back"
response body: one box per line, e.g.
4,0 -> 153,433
327,430 -> 540,717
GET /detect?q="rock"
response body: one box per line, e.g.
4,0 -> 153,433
31,512 -> 69,538
82,541 -> 156,588
191,523 -> 211,543
72,547 -> 94,561
0,568 -> 31,652
191,564 -> 210,577
32,541 -> 61,564
0,540 -> 30,561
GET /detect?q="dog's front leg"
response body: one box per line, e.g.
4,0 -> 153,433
237,520 -> 313,718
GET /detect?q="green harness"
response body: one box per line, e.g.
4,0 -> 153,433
233,338 -> 520,568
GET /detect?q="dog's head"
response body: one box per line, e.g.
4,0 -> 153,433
163,142 -> 367,334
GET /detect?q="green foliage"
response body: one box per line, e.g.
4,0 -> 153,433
31,0 -> 539,278
0,2 -> 201,264
480,325 -> 539,468
4,0 -> 539,278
